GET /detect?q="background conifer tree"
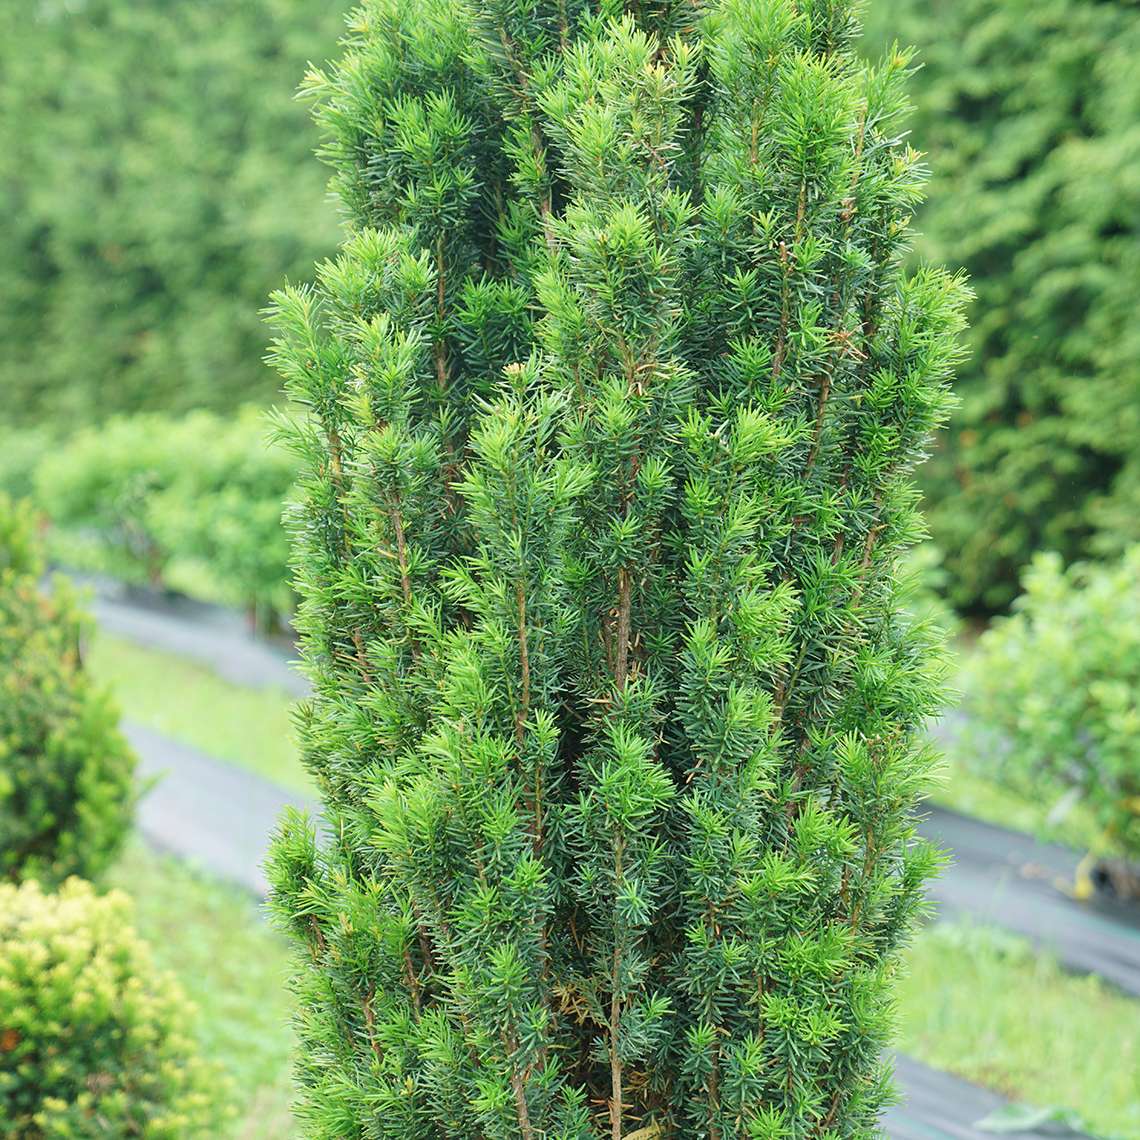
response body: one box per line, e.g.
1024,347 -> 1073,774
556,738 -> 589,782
864,0 -> 1140,611
267,1 -> 968,1135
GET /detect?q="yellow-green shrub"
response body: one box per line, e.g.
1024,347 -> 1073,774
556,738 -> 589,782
0,877 -> 225,1137
0,496 -> 40,578
0,496 -> 135,885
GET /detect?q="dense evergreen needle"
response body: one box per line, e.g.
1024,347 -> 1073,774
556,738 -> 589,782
265,2 -> 969,1135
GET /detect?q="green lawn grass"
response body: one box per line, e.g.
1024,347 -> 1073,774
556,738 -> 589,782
900,923 -> 1140,1139
106,842 -> 298,1140
88,631 -> 312,796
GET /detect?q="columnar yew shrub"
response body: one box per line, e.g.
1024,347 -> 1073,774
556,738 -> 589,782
0,496 -> 135,885
267,2 -> 967,1136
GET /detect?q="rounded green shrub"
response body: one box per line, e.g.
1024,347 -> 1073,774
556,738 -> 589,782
147,408 -> 296,630
34,414 -> 188,588
0,876 -> 225,1137
0,426 -> 54,506
0,496 -> 40,579
965,547 -> 1140,857
0,496 -> 136,885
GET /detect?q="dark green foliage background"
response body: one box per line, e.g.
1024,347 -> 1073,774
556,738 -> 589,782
6,0 -> 1135,619
864,0 -> 1140,611
0,0 -> 343,427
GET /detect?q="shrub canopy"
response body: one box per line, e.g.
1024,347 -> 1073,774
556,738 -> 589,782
0,496 -> 135,885
866,0 -> 1140,610
267,1 -> 966,1136
29,409 -> 294,627
0,877 -> 224,1137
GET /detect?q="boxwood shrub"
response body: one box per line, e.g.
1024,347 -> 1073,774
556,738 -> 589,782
0,877 -> 225,1137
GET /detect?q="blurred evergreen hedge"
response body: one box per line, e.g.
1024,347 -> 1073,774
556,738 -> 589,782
865,0 -> 1140,611
0,0 -> 343,427
19,409 -> 295,630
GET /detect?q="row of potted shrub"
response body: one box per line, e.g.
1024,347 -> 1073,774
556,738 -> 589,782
1,408 -> 295,632
966,548 -> 1140,870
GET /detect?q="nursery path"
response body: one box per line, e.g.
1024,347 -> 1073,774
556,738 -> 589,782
924,806 -> 1140,995
129,721 -> 315,896
129,721 -> 1090,1140
885,1056 -> 1087,1140
84,574 -> 306,696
